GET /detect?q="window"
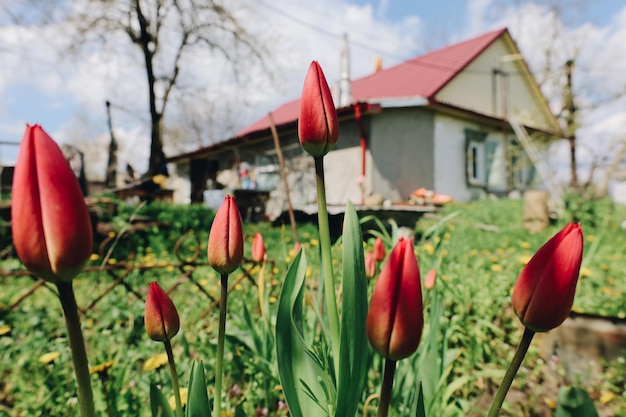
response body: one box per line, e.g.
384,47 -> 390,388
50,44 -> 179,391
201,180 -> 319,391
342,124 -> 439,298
465,129 -> 492,187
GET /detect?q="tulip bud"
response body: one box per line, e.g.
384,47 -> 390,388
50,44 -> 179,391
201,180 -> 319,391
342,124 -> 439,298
366,238 -> 424,360
424,269 -> 437,290
208,195 -> 244,275
365,251 -> 377,279
145,282 -> 180,342
373,237 -> 386,262
251,232 -> 266,263
298,61 -> 339,157
11,124 -> 93,283
512,223 -> 583,332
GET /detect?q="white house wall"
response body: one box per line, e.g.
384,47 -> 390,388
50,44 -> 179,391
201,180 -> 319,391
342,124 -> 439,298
169,162 -> 192,204
368,107 -> 436,202
436,38 -> 556,132
433,114 -> 510,201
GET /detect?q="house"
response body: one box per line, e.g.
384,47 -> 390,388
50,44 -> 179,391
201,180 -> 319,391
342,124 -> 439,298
167,27 -> 561,220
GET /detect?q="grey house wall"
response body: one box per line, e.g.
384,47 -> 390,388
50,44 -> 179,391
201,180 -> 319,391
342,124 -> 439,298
369,107 -> 435,201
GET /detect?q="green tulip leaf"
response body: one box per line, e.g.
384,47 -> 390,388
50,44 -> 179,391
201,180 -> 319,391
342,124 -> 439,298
150,383 -> 175,417
335,199 -> 369,417
555,386 -> 599,417
186,360 -> 211,417
275,249 -> 327,417
413,381 -> 426,417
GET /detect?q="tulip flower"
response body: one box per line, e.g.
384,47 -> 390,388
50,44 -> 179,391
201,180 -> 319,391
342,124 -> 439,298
373,237 -> 386,262
424,268 -> 437,290
145,282 -> 180,342
207,195 -> 244,275
365,251 -> 377,279
251,232 -> 266,263
366,237 -> 424,361
11,124 -> 93,283
512,223 -> 583,332
298,61 -> 339,157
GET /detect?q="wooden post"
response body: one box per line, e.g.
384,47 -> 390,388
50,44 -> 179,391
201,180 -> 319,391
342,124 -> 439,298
268,113 -> 299,245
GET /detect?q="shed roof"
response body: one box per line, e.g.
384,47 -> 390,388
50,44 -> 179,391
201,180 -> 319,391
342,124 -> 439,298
237,27 -> 507,137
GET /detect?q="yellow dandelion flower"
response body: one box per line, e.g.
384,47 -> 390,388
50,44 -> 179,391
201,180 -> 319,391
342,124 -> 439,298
168,387 -> 188,410
469,249 -> 479,256
143,353 -> 168,371
518,255 -> 532,265
199,279 -> 209,287
544,398 -> 557,409
599,391 -> 615,404
165,265 -> 175,272
520,241 -> 532,249
440,249 -> 448,256
39,351 -> 60,364
89,361 -> 115,375
107,258 -> 117,265
270,279 -> 280,287
220,412 -> 234,417
0,324 -> 11,336
310,238 -> 319,246
586,235 -> 595,243
234,284 -> 243,291
107,231 -> 116,238
89,253 -> 99,262
490,264 -> 503,272
269,296 -> 278,304
579,267 -> 593,277
306,267 -> 313,277
284,256 -> 292,264
421,243 -> 435,255
272,267 -> 279,274
490,256 -> 499,263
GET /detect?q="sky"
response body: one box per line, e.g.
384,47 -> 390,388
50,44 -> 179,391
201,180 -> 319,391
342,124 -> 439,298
1,0 -> 626,187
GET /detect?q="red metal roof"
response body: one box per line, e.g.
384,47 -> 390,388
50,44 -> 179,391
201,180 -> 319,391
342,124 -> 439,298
238,27 -> 507,137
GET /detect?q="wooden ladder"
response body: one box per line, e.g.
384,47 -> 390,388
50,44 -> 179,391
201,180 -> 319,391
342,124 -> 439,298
509,118 -> 565,208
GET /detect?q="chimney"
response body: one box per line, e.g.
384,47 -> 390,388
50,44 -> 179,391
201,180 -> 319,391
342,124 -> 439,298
374,55 -> 383,73
337,33 -> 352,108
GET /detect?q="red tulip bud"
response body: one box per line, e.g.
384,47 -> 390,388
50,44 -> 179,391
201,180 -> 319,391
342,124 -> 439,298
424,269 -> 437,290
298,61 -> 339,157
208,195 -> 244,274
145,282 -> 180,341
366,238 -> 424,360
365,251 -> 377,279
512,223 -> 583,332
373,237 -> 386,262
251,232 -> 266,263
11,124 -> 93,283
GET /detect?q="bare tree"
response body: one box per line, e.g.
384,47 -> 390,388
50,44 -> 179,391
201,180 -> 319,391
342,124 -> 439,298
56,0 -> 268,176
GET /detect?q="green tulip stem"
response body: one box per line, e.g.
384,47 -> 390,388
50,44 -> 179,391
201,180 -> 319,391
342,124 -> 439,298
56,281 -> 96,417
487,327 -> 535,417
377,359 -> 397,417
164,338 -> 183,417
314,156 -> 341,378
213,273 -> 229,417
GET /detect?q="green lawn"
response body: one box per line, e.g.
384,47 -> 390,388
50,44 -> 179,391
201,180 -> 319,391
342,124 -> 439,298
0,197 -> 624,416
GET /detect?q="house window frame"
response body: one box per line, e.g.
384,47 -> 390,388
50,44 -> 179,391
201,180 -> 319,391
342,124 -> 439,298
465,129 -> 489,187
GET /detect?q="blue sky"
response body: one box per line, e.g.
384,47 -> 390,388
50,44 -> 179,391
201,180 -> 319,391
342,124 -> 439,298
1,0 -> 626,183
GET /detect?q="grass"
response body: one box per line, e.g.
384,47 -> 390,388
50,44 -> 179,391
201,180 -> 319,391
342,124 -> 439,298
0,197 -> 625,416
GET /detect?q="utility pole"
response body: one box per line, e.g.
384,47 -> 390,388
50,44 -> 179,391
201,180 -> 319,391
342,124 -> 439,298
105,100 -> 118,189
563,59 -> 578,189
